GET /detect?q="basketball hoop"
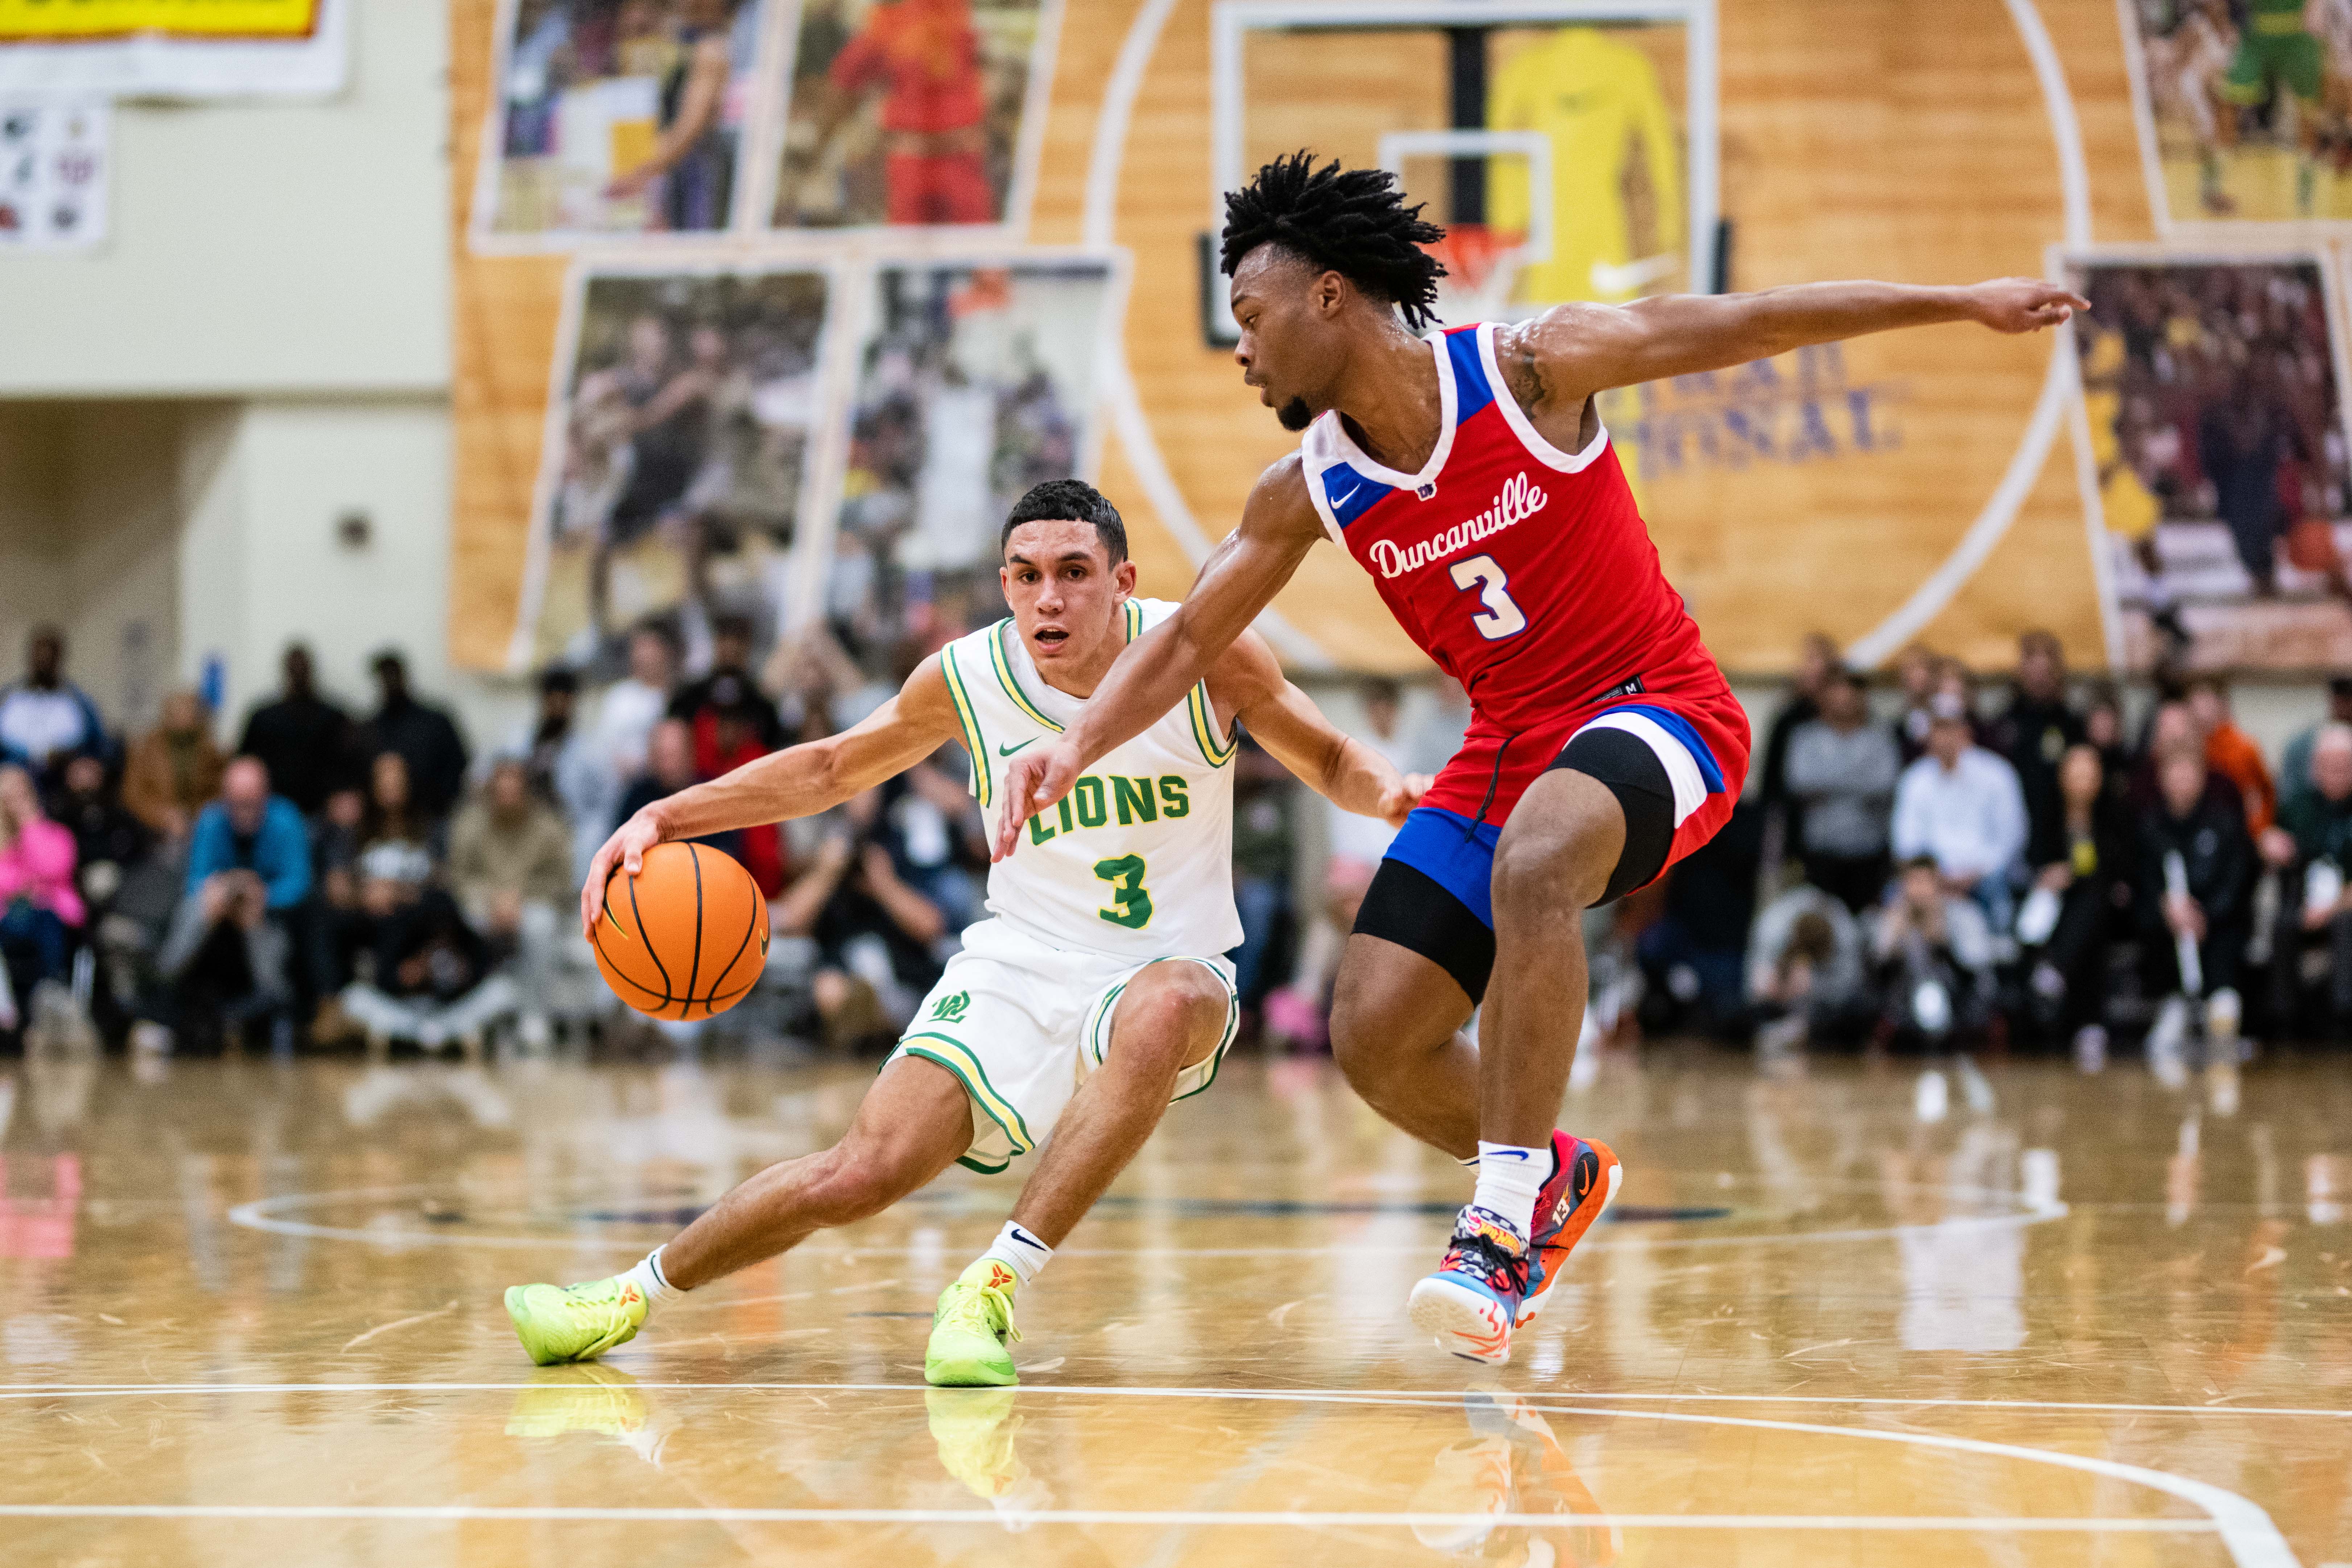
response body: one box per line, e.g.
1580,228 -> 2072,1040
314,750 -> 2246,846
1376,129 -> 1554,327
1425,223 -> 1530,325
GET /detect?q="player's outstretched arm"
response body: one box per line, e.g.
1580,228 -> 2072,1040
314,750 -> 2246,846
1517,277 -> 2091,408
1208,631 -> 1429,826
991,459 -> 1326,859
579,657 -> 961,934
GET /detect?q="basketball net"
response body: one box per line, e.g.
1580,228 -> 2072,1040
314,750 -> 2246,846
1425,224 -> 1528,326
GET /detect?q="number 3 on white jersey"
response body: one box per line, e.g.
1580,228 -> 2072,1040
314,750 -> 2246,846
1449,553 -> 1527,640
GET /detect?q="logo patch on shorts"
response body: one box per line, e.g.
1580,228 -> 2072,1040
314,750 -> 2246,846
932,991 -> 970,1023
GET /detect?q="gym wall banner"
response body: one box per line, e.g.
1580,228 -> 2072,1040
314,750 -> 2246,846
0,0 -> 345,95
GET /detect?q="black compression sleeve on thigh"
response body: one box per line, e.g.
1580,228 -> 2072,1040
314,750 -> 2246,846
1352,859 -> 1496,1004
1551,725 -> 1676,906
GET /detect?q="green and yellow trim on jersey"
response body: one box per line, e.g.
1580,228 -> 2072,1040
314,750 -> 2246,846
939,644 -> 993,809
988,619 -> 1062,733
987,601 -> 1146,735
1186,682 -> 1237,768
895,1031 -> 1035,1174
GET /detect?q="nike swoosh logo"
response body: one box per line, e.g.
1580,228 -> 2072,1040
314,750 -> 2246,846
1486,1150 -> 1532,1161
998,740 -> 1035,757
1590,252 -> 1680,295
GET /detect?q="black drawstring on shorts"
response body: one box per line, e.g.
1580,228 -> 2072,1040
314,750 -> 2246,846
1469,730 -> 1521,835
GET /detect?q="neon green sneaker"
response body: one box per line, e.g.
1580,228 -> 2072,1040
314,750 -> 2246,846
503,1276 -> 647,1366
925,1260 -> 1022,1387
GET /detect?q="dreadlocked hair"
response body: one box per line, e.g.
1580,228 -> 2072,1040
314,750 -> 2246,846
1220,151 -> 1447,330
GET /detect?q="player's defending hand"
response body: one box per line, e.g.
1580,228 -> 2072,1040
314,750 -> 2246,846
581,808 -> 665,937
1379,771 -> 1433,829
1964,278 -> 2090,334
994,740 -> 1084,862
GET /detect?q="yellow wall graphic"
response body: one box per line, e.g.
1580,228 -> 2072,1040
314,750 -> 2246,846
0,0 -> 321,40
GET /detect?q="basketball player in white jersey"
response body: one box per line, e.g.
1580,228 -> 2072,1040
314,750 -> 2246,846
504,478 -> 1422,1387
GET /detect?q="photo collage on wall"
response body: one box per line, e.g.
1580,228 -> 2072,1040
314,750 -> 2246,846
2095,1 -> 2352,673
1209,0 -> 1718,506
488,0 -> 1105,693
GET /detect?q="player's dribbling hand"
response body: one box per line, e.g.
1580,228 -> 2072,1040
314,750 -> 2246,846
1378,771 -> 1433,829
1965,278 -> 2090,334
994,740 -> 1084,862
580,809 -> 665,937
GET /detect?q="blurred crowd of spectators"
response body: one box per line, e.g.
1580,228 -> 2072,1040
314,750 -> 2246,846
1630,628 -> 2352,1076
13,606 -> 2352,1077
0,611 -> 1012,1062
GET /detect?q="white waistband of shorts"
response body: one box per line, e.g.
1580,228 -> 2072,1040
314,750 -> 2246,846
1572,710 -> 1706,827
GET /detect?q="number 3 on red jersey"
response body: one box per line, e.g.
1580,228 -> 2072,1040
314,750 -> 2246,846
1449,553 -> 1527,641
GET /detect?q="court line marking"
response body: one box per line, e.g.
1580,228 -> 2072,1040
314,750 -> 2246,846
223,1185 -> 2066,1256
6,1381 -> 2348,1420
0,1505 -> 2215,1532
0,1385 -> 2289,1561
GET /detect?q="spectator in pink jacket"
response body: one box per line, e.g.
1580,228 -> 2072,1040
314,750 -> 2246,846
0,762 -> 83,994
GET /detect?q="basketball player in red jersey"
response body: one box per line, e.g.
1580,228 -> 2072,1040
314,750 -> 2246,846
995,153 -> 2088,1365
820,0 -> 993,225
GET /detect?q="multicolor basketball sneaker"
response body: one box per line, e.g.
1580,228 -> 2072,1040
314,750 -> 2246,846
1407,1206 -> 1533,1363
1517,1132 -> 1621,1326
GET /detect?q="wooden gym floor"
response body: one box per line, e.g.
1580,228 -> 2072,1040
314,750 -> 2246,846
2,1045 -> 2349,1566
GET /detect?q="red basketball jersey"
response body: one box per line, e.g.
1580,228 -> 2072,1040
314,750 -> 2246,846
1299,322 -> 1749,830
1302,322 -> 1714,725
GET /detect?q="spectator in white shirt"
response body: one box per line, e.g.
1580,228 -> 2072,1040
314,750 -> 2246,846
511,668 -> 618,884
1748,882 -> 1871,1047
0,626 -> 108,777
1784,665 -> 1902,912
1872,856 -> 1998,1043
587,622 -> 677,790
1892,693 -> 2028,933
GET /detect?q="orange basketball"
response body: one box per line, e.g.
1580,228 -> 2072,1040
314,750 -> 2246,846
591,841 -> 769,1020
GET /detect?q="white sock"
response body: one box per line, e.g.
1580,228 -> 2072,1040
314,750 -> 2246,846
621,1247 -> 687,1319
1469,1141 -> 1552,1241
975,1221 -> 1053,1288
1456,1152 -> 1481,1169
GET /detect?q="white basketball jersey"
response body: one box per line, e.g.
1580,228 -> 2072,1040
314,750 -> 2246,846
938,598 -> 1242,961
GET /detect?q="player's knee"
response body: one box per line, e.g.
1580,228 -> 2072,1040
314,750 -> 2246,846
805,1142 -> 913,1225
1328,982 -> 1403,1098
1113,969 -> 1229,1067
1492,812 -> 1613,918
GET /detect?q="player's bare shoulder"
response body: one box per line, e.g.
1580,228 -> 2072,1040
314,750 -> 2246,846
1491,306 -> 1630,420
1241,450 -> 1329,547
889,651 -> 964,737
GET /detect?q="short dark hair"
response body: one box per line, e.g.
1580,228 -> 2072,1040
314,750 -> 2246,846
1220,151 -> 1447,330
1001,479 -> 1128,566
1786,911 -> 1836,966
630,617 -> 681,653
